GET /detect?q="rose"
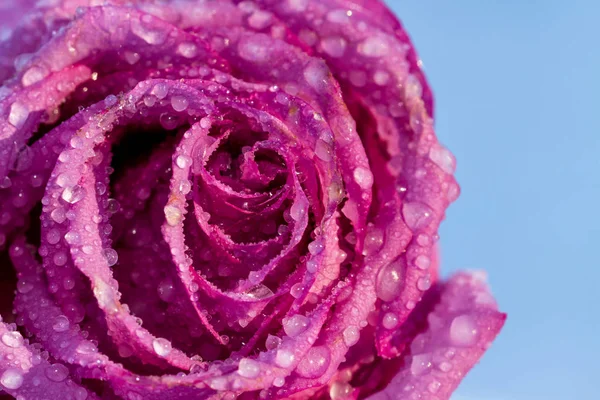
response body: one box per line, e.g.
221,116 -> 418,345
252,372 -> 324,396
0,1 -> 505,399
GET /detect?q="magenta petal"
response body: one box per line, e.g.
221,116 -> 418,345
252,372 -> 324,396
367,272 -> 506,400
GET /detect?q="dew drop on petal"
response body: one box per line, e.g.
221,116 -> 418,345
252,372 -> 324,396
171,96 -> 189,112
358,36 -> 389,57
265,335 -> 282,350
275,349 -> 295,368
52,315 -> 70,332
382,312 -> 399,330
45,363 -> 69,382
61,185 -> 86,204
342,326 -> 360,347
176,155 -> 192,169
330,381 -> 352,399
410,354 -> 432,376
376,259 -> 405,302
321,36 -> 347,58
414,254 -> 430,270
103,248 -> 118,266
238,358 -> 260,378
308,240 -> 324,255
46,229 -> 61,244
8,102 -> 29,128
164,204 -> 183,226
429,145 -> 456,174
449,315 -> 478,346
353,167 -> 373,190
283,314 -> 309,337
152,337 -> 172,357
0,369 -> 23,389
296,346 -> 330,378
177,42 -> 198,58
1,331 -> 23,348
402,202 -> 433,231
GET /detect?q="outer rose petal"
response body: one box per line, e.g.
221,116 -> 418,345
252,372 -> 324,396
367,272 -> 506,400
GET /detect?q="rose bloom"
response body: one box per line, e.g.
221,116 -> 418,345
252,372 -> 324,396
0,1 -> 505,399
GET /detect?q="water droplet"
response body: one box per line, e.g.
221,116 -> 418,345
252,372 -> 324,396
164,204 -> 183,226
373,70 -> 390,86
64,231 -> 80,245
358,36 -> 389,58
290,283 -> 304,299
382,312 -> 399,330
22,65 -> 48,86
45,363 -> 69,382
321,36 -> 347,58
290,201 -> 306,221
314,139 -> 332,161
363,227 -> 384,256
238,358 -> 260,378
428,380 -> 441,393
245,284 -> 274,299
275,349 -> 295,368
410,354 -> 432,376
283,314 -> 309,337
152,337 -> 172,357
402,201 -> 433,231
343,326 -> 360,347
52,315 -> 70,332
61,185 -> 86,204
8,102 -> 29,128
329,381 -> 352,399
285,0 -> 308,13
326,9 -> 351,24
53,251 -> 67,266
265,335 -> 281,350
1,369 -> 23,389
124,51 -> 141,65
16,280 -> 33,294
1,331 -> 23,348
0,176 -> 11,189
449,315 -> 478,346
353,167 -> 373,190
303,60 -> 328,91
74,387 -> 88,400
171,96 -> 189,112
177,42 -> 198,58
414,254 -> 430,270
417,276 -> 431,291
104,94 -> 118,107
103,248 -> 118,266
296,346 -> 331,378
429,145 -> 456,174
238,35 -> 268,63
131,14 -> 168,45
248,10 -> 273,29
178,179 -> 192,195
76,341 -> 98,354
176,155 -> 192,169
376,259 -> 405,302
308,240 -> 324,255
46,229 -> 61,244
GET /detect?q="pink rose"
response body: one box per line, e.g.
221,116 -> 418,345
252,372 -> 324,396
0,1 -> 504,399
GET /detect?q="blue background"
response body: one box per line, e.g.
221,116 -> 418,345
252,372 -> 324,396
387,1 -> 599,399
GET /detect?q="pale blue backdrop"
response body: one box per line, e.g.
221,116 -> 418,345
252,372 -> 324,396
387,1 -> 599,399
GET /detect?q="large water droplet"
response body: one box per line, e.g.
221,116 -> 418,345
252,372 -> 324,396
429,145 -> 456,174
410,354 -> 432,376
353,167 -> 373,190
0,369 -> 23,389
164,204 -> 183,226
376,259 -> 405,302
52,315 -> 70,332
131,14 -> 168,45
342,326 -> 360,347
238,358 -> 260,378
402,201 -> 433,230
283,315 -> 309,337
265,335 -> 281,350
1,331 -> 23,348
358,36 -> 389,58
382,312 -> 399,330
449,315 -> 478,346
275,349 -> 295,368
8,102 -> 29,128
171,96 -> 189,112
296,346 -> 330,378
152,337 -> 172,357
45,363 -> 69,382
61,185 -> 86,204
321,36 -> 347,58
